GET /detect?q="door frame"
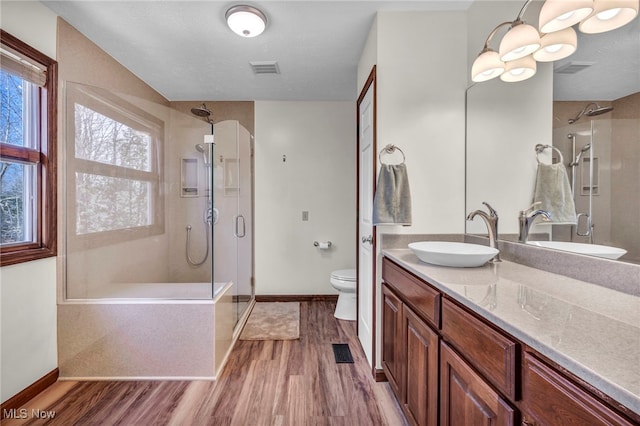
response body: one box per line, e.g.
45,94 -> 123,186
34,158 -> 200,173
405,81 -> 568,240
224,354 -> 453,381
356,66 -> 378,378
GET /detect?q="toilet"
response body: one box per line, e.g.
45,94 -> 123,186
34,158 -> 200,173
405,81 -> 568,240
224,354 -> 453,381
330,269 -> 357,321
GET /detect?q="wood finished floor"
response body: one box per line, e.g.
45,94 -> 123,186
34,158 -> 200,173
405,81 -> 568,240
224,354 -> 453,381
5,301 -> 407,426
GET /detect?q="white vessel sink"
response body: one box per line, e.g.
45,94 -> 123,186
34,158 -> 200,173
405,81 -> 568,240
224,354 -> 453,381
408,241 -> 499,268
527,241 -> 627,260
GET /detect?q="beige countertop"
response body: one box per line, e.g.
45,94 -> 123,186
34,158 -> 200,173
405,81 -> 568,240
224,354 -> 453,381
383,248 -> 640,416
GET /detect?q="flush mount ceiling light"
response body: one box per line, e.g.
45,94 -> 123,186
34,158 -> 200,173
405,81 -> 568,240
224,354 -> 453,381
539,0 -> 593,33
533,26 -> 578,62
226,5 -> 267,38
579,0 -> 639,33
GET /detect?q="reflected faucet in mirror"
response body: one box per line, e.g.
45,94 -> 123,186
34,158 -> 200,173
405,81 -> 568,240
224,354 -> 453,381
466,202 -> 501,262
518,202 -> 552,243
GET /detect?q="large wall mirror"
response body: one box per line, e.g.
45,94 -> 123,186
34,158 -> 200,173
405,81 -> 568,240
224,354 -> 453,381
466,14 -> 639,265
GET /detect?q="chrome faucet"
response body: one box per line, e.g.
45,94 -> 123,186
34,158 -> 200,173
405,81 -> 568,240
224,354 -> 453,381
518,203 -> 552,243
466,202 -> 501,262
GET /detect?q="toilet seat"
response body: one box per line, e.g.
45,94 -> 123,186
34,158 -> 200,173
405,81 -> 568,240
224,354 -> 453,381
331,269 -> 356,282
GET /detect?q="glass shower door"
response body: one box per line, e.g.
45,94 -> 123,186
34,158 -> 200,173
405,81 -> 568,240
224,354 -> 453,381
212,120 -> 254,327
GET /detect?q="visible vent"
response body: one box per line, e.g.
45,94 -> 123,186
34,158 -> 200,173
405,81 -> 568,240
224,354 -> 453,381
554,61 -> 595,74
250,61 -> 280,74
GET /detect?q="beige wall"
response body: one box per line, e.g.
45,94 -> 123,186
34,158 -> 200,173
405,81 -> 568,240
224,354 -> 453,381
170,101 -> 254,136
0,1 -> 59,404
58,20 -> 175,298
254,101 -> 356,295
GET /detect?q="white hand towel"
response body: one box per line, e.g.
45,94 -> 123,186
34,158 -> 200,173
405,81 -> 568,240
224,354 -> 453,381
533,163 -> 577,224
373,163 -> 412,226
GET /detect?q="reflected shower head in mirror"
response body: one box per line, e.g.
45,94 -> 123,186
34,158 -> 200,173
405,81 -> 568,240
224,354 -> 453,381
570,144 -> 591,166
568,102 -> 614,124
195,143 -> 210,165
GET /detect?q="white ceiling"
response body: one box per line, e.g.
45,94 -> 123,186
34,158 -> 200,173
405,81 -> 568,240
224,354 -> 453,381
42,0 -> 472,101
42,0 -> 638,102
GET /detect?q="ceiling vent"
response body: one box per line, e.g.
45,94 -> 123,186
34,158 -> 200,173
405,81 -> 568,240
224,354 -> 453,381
250,61 -> 280,75
554,61 -> 595,74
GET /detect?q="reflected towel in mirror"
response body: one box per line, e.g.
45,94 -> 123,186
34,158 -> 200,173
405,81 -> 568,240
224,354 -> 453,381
373,163 -> 412,226
533,163 -> 577,224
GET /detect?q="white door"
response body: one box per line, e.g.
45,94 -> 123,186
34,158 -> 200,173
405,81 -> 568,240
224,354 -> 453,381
358,81 -> 375,366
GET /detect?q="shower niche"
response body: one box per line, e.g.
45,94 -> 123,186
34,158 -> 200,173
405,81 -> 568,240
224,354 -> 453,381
181,157 -> 199,197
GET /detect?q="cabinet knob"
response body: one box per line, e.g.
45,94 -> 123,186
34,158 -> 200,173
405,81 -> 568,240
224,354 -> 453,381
362,235 -> 373,245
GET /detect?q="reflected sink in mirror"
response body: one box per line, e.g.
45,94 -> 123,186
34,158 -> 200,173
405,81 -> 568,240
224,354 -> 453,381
408,241 -> 499,268
527,241 -> 627,260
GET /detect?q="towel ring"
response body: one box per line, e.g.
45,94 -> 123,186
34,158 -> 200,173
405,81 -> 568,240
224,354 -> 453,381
535,144 -> 564,165
379,144 -> 405,164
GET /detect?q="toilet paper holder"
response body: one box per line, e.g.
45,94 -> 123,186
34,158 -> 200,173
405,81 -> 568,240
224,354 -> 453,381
314,241 -> 332,248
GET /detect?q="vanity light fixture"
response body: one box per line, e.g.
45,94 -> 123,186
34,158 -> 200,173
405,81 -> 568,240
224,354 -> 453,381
225,5 -> 267,38
471,0 -> 639,83
471,0 -> 540,82
533,26 -> 578,62
579,0 -> 639,33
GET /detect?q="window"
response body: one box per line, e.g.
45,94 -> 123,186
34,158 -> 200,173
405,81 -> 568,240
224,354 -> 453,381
66,82 -> 164,249
0,30 -> 57,266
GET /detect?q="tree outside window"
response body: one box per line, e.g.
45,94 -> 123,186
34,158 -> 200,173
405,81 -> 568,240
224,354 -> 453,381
0,30 -> 57,266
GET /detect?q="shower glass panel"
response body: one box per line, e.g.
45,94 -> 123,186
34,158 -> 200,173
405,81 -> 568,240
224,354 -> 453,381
552,114 -> 639,262
63,82 -> 255,302
213,120 -> 253,326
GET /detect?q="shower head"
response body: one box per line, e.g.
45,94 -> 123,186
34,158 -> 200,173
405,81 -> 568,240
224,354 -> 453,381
570,144 -> 591,166
195,143 -> 210,165
585,105 -> 614,117
191,103 -> 211,118
568,102 -> 613,124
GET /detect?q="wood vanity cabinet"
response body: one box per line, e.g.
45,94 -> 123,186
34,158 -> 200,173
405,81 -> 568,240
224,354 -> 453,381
382,285 -> 403,399
382,260 -> 440,426
441,341 -> 516,425
521,352 -> 635,426
403,304 -> 439,426
381,256 -> 638,426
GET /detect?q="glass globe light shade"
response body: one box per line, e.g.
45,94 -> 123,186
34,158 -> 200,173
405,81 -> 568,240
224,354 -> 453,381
499,22 -> 542,62
500,55 -> 537,82
533,27 -> 578,62
472,50 -> 505,82
579,0 -> 639,33
539,0 -> 594,33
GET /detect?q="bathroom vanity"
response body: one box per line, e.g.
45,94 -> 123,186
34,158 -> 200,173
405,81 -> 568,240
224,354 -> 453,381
381,249 -> 639,426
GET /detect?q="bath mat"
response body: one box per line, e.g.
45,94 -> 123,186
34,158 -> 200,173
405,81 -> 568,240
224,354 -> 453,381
332,343 -> 354,363
239,302 -> 300,340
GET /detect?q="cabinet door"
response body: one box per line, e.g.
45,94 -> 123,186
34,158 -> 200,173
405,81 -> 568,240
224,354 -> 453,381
403,305 -> 439,426
382,284 -> 404,399
522,353 -> 635,426
441,341 -> 516,426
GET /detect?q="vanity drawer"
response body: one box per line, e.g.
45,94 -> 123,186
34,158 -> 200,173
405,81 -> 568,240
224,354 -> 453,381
441,298 -> 518,400
382,258 -> 441,328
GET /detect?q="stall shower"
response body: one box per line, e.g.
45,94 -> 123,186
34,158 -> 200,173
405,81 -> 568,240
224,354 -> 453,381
564,103 -> 614,243
551,98 -> 640,263
58,82 -> 254,379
